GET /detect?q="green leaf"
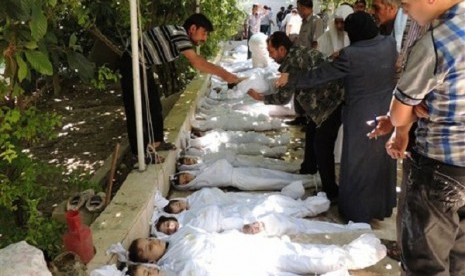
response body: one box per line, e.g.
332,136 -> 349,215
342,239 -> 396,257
30,6 -> 48,41
24,41 -> 38,50
69,33 -> 77,47
48,0 -> 57,7
67,51 -> 95,82
25,50 -> 53,75
12,83 -> 24,97
15,55 -> 28,82
8,109 -> 21,123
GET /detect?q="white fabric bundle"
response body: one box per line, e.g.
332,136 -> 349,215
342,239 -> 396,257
248,32 -> 271,68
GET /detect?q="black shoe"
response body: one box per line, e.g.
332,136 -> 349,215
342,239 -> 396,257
285,116 -> 307,126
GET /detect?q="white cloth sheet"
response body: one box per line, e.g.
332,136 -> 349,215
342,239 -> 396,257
178,151 -> 300,173
157,226 -> 386,275
172,159 -> 317,191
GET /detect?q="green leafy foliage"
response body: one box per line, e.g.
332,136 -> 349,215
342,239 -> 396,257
0,0 -> 245,260
91,65 -> 120,91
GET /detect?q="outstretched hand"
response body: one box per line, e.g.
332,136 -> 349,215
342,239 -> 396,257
228,76 -> 248,89
247,89 -> 264,101
366,115 -> 394,139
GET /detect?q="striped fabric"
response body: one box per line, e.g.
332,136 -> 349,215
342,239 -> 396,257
138,25 -> 193,65
394,2 -> 465,166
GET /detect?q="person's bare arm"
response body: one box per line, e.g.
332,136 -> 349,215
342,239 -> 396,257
389,97 -> 416,127
182,49 -> 239,83
387,97 -> 416,159
385,124 -> 411,159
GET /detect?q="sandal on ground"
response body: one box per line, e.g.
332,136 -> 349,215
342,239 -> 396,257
156,141 -> 176,151
380,239 -> 401,262
85,192 -> 106,213
66,189 -> 95,211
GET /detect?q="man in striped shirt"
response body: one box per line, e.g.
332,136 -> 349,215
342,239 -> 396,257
120,13 -> 239,163
386,0 -> 465,274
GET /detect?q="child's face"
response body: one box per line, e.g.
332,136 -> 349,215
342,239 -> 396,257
179,173 -> 194,185
182,157 -> 198,165
136,238 -> 167,262
134,266 -> 161,276
242,221 -> 265,234
168,200 -> 188,214
158,219 -> 179,235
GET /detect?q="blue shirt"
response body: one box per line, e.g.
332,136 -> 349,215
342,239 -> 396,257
394,2 -> 465,166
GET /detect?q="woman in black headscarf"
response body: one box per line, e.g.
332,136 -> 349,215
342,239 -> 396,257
282,11 -> 398,223
344,11 -> 379,43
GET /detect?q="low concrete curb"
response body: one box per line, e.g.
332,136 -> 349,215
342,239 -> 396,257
87,74 -> 210,271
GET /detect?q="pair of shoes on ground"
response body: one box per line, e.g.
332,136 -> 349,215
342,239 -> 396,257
66,189 -> 106,213
285,116 -> 307,126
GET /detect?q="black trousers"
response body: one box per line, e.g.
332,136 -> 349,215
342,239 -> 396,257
294,97 -> 306,117
401,151 -> 465,275
247,28 -> 253,59
119,51 -> 164,155
302,105 -> 342,198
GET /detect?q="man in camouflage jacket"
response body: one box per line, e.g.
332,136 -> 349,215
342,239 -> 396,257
248,31 -> 343,201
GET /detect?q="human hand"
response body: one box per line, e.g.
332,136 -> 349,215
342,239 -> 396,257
227,76 -> 247,89
330,51 -> 340,60
385,129 -> 409,159
225,73 -> 241,84
413,101 -> 429,119
366,115 -> 394,139
242,221 -> 265,234
247,89 -> 264,101
275,73 -> 289,87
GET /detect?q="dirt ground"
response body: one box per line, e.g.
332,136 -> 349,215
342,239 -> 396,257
28,85 -> 128,214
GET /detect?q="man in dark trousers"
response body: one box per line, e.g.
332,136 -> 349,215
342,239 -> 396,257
276,6 -> 286,30
120,13 -> 239,164
248,31 -> 342,202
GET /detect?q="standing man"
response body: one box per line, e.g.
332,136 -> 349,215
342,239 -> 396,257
296,0 -> 325,49
284,9 -> 303,42
244,4 -> 264,58
291,0 -> 326,175
385,0 -> 465,274
247,31 -> 343,201
276,6 -> 286,31
372,0 -> 408,52
260,6 -> 274,35
353,0 -> 367,12
120,13 -> 239,164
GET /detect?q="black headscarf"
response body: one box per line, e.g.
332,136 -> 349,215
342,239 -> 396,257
344,11 -> 379,43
